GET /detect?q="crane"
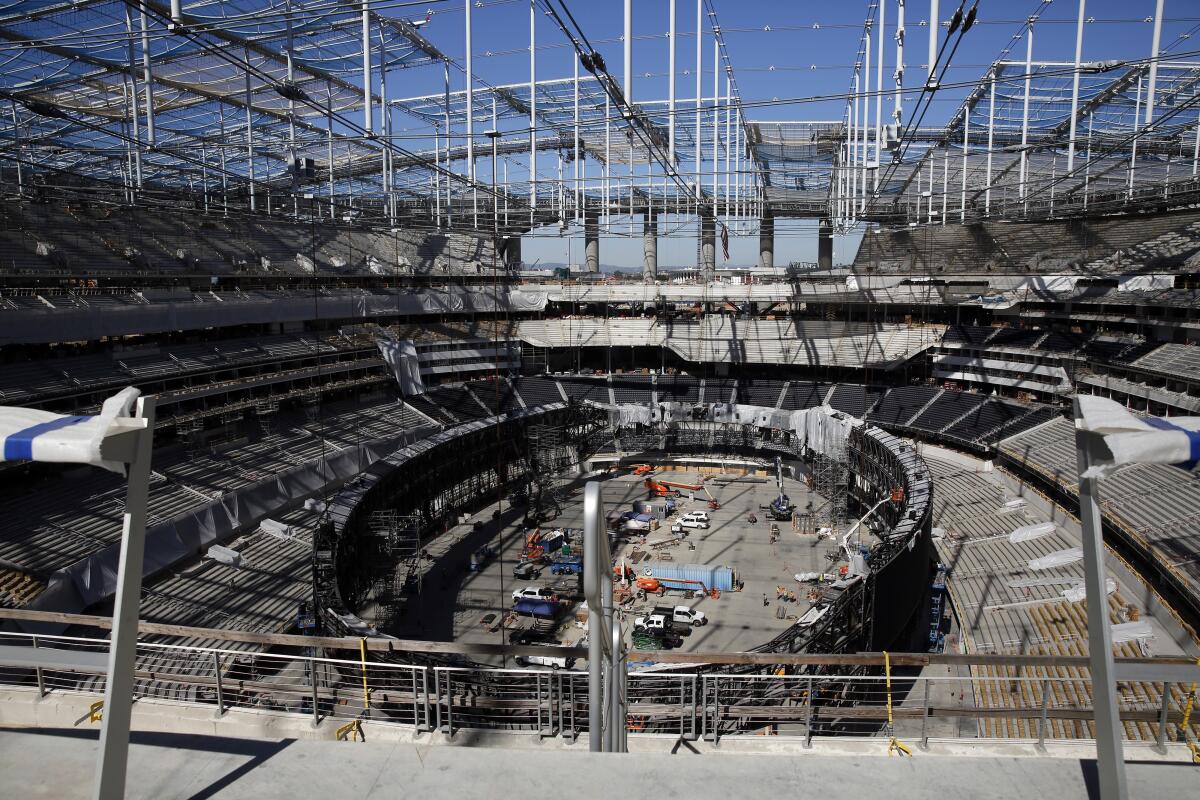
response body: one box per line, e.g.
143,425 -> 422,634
768,456 -> 794,521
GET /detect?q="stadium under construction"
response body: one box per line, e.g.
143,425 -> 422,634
0,1 -> 1198,798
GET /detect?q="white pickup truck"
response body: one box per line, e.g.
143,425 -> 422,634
634,605 -> 707,630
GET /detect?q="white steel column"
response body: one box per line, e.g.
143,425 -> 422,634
1085,112 -> 1094,207
985,72 -> 995,214
851,71 -> 860,220
1019,19 -> 1033,210
93,396 -> 157,800
138,8 -> 156,146
724,76 -> 731,216
465,0 -> 475,222
874,0 -> 885,193
863,23 -> 871,205
1066,0 -> 1086,174
1144,0 -> 1165,125
941,148 -> 948,223
624,0 -> 632,103
927,0 -> 939,87
1073,398 -> 1130,800
604,93 -> 611,224
529,0 -> 536,210
669,0 -> 676,164
1192,123 -> 1200,176
712,38 -> 719,203
361,0 -> 372,134
960,106 -> 969,221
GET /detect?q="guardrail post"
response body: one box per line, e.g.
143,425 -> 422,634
920,677 -> 931,750
1036,677 -> 1051,752
32,635 -> 45,698
535,673 -> 545,739
712,675 -> 721,746
445,672 -> 454,737
1154,683 -> 1171,752
212,653 -> 224,717
700,675 -> 709,741
420,668 -> 431,733
690,674 -> 699,740
804,676 -> 814,749
309,657 -> 320,728
433,669 -> 443,733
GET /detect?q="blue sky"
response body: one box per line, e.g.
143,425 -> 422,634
382,1 -> 1199,267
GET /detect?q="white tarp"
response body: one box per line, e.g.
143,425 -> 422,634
1009,521 -> 1056,543
377,339 -> 425,395
1061,578 -> 1116,602
0,386 -> 140,474
1028,547 -> 1084,570
620,404 -> 654,426
1022,275 -> 1079,293
1077,395 -> 1200,477
1116,274 -> 1174,292
1110,620 -> 1154,644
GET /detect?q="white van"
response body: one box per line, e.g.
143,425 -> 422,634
515,651 -> 577,670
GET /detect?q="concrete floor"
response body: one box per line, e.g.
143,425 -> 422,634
5,728 -> 1194,799
377,467 -> 833,664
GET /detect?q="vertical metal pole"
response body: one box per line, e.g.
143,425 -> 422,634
465,0 -> 475,225
604,93 -> 611,224
805,676 -> 814,748
985,72 -> 995,215
1085,112 -> 1093,208
378,24 -> 391,221
212,652 -> 224,716
444,61 -> 453,226
217,103 -> 227,214
724,76 -> 731,217
326,85 -> 335,218
93,396 -> 157,800
138,8 -> 156,147
1144,0 -> 1165,125
32,635 -> 44,697
361,0 -> 372,134
244,50 -> 256,212
895,0 -> 905,128
529,0 -> 537,211
921,677 -> 931,748
668,0 -> 676,165
1073,397 -> 1129,800
1193,124 -> 1200,177
310,657 -> 320,725
1154,683 -> 1171,749
927,0 -> 939,87
122,9 -> 142,191
574,55 -> 581,221
1019,19 -> 1033,211
1066,0 -> 1086,174
1037,676 -> 1051,749
623,0 -> 633,103
941,148 -> 948,223
851,71 -> 859,220
695,0 -> 702,204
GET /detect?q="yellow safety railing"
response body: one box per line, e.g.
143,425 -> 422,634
884,651 -> 912,757
335,719 -> 363,742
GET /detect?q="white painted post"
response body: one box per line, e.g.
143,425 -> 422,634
1066,0 -> 1086,175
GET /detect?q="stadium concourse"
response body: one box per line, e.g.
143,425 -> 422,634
2,0 -> 1200,798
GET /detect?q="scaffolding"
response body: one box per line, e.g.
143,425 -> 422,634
365,510 -> 423,629
810,441 -> 849,529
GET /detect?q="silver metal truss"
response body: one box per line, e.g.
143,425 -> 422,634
3,1 -> 1200,238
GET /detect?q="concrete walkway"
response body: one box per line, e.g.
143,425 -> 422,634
2,728 -> 1195,799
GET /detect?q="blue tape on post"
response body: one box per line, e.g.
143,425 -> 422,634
2,416 -> 89,461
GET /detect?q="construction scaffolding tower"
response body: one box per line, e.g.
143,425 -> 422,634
526,422 -> 575,523
810,441 -> 848,529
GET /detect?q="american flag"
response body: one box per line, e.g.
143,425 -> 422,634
719,221 -> 730,261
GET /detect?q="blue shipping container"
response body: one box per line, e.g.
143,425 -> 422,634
638,561 -> 735,592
